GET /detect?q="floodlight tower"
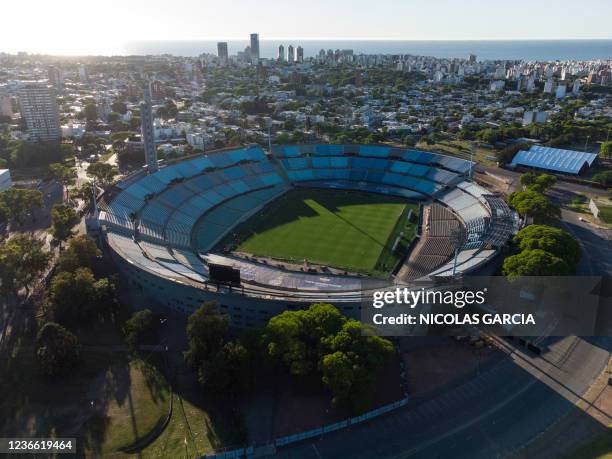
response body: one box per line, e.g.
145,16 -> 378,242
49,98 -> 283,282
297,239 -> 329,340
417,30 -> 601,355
450,227 -> 464,279
140,81 -> 158,173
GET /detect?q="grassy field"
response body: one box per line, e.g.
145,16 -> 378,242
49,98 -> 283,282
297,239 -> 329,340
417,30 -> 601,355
416,139 -> 498,167
223,189 -> 418,275
82,359 -> 171,456
598,205 -> 612,224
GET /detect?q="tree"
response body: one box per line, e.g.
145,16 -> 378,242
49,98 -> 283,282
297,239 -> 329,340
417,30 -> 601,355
0,188 -> 43,225
494,142 -> 529,165
124,309 -> 158,351
36,322 -> 80,377
262,304 -> 393,409
84,102 -> 98,121
111,100 -> 128,115
502,249 -> 571,277
0,202 -> 8,227
508,190 -> 560,221
592,170 -> 612,187
47,267 -> 116,326
71,182 -> 95,203
321,351 -> 354,406
600,141 -> 612,158
526,173 -> 557,193
321,319 -> 393,408
0,233 -> 51,298
520,172 -> 537,188
262,303 -> 345,376
198,340 -> 251,398
512,225 -> 580,268
184,302 -> 229,369
87,162 -> 117,186
48,163 -> 76,190
50,203 -> 79,246
57,234 -> 100,272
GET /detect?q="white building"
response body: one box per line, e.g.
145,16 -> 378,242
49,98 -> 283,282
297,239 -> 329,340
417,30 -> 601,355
555,84 -> 567,99
490,80 -> 505,92
18,83 -> 60,142
287,45 -> 295,63
543,79 -> 554,94
0,92 -> 11,117
61,122 -> 86,138
0,169 -> 11,193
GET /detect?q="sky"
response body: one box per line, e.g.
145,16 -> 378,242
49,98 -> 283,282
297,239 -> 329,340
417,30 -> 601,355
2,0 -> 611,55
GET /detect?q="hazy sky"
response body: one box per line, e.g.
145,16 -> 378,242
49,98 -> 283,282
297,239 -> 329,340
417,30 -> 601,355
3,0 -> 611,54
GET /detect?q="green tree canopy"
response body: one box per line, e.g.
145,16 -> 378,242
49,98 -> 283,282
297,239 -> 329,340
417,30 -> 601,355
0,233 -> 51,297
84,102 -> 98,121
124,309 -> 159,351
508,190 -> 560,221
502,248 -> 571,277
36,322 -> 80,377
197,340 -> 251,399
48,163 -> 76,189
0,187 -> 43,225
512,225 -> 581,268
600,140 -> 612,158
57,234 -> 100,272
262,303 -> 393,409
47,267 -> 116,326
86,162 -> 118,186
50,203 -> 80,245
184,302 -> 229,369
592,170 -> 612,187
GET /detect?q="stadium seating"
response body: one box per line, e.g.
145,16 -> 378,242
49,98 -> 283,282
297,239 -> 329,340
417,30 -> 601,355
101,144 -> 507,295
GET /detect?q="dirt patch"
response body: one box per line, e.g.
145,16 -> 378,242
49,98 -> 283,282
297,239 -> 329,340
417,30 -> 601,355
400,336 -> 501,398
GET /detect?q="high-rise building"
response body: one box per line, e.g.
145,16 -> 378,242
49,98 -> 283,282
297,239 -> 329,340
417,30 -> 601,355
468,53 -> 477,63
278,44 -> 285,62
217,42 -> 228,64
0,91 -> 12,118
543,78 -> 554,94
140,82 -> 157,172
296,46 -> 304,63
47,66 -> 64,91
250,33 -> 260,62
555,84 -> 567,99
18,83 -> 60,142
150,80 -> 165,100
287,45 -> 295,63
78,65 -> 88,83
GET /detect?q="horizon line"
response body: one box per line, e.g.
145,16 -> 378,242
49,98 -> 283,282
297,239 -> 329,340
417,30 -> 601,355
127,37 -> 612,42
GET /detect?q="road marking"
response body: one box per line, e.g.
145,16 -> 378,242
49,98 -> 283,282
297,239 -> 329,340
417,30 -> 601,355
311,443 -> 323,459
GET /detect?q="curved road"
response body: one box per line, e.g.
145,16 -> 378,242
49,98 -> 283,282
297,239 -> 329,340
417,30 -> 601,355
271,336 -> 609,459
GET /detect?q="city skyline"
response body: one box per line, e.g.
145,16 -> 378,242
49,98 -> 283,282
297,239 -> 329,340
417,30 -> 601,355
2,0 -> 612,56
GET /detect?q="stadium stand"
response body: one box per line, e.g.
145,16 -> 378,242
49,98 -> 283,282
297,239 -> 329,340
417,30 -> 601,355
97,144 -> 513,322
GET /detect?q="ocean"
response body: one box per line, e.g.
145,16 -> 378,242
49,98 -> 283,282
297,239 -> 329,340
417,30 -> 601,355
122,39 -> 612,61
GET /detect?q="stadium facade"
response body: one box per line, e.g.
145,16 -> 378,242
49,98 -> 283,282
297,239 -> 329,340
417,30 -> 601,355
93,144 -> 516,328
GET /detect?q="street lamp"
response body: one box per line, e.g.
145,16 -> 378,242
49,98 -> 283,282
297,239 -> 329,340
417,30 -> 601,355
584,135 -> 591,152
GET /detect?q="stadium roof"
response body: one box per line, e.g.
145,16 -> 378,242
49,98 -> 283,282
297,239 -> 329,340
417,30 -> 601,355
510,145 -> 598,175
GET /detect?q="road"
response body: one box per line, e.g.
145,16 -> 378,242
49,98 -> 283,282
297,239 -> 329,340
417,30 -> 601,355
478,165 -> 610,199
270,337 -> 610,459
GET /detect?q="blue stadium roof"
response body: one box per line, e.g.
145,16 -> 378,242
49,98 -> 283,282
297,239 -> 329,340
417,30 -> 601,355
510,145 -> 598,174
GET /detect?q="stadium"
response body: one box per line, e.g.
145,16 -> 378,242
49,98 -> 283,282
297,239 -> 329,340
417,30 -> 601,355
94,144 -> 517,327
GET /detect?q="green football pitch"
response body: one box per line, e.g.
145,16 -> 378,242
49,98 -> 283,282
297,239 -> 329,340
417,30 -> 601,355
222,189 -> 418,275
